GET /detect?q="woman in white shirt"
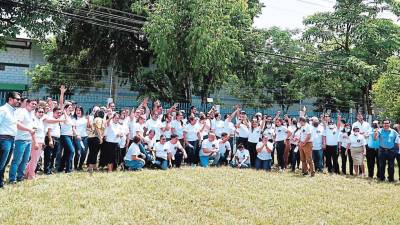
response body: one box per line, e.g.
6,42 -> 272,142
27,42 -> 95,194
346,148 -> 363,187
59,104 -> 78,173
102,113 -> 123,172
124,136 -> 145,170
255,136 -> 273,171
288,119 -> 301,172
161,113 -> 172,141
171,111 -> 185,144
247,118 -> 266,168
183,116 -> 202,166
274,118 -> 291,171
346,126 -> 366,176
73,106 -> 89,171
232,143 -> 250,168
338,124 -> 353,175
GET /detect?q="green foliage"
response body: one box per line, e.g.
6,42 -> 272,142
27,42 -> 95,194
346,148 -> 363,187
143,0 -> 260,102
372,56 -> 400,122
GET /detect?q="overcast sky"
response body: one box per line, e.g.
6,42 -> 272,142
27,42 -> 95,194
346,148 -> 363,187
253,0 -> 398,29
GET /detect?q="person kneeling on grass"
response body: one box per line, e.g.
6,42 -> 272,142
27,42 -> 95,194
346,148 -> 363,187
124,136 -> 145,171
199,132 -> 220,167
166,134 -> 187,168
231,144 -> 250,168
255,136 -> 273,171
154,135 -> 170,170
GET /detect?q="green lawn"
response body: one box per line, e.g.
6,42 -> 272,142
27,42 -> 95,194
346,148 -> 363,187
1,168 -> 400,225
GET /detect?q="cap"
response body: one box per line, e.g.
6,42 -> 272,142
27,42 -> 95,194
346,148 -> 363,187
255,112 -> 262,117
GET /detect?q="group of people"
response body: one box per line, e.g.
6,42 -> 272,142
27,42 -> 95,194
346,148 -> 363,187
1,86 -> 400,189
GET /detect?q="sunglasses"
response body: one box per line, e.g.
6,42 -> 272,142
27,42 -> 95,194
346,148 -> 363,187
37,111 -> 44,113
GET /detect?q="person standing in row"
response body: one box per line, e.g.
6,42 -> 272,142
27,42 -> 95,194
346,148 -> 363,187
311,117 -> 324,172
86,110 -> 105,172
247,117 -> 266,168
367,121 -> 380,179
274,118 -> 291,171
0,92 -> 21,188
347,126 -> 366,177
323,120 -> 340,174
375,119 -> 399,182
59,104 -> 77,173
299,117 -> 315,176
338,123 -> 353,175
9,99 -> 38,183
73,106 -> 89,171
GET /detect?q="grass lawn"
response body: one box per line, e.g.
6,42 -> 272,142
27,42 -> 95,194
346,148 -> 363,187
1,167 -> 400,225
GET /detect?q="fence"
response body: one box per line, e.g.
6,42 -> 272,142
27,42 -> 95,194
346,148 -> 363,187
0,90 -> 372,124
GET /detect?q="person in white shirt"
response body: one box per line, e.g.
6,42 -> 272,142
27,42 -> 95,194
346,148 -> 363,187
352,113 -> 371,142
199,132 -> 220,167
255,136 -> 273,171
102,113 -> 123,172
183,116 -> 202,166
323,121 -> 340,174
310,117 -> 324,172
274,118 -> 291,171
72,106 -> 89,171
145,113 -> 163,141
338,123 -> 353,175
235,112 -> 250,149
9,98 -> 38,183
161,113 -> 173,141
218,132 -> 231,165
58,104 -> 78,173
154,135 -> 170,170
43,107 -> 64,175
346,126 -> 367,176
0,92 -> 21,188
143,129 -> 157,159
166,134 -> 187,168
231,143 -> 250,168
299,117 -> 315,176
247,117 -> 266,168
124,136 -> 145,170
171,111 -> 185,142
288,119 -> 301,172
211,113 -> 225,139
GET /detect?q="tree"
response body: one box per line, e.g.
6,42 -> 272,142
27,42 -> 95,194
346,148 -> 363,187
298,0 -> 400,113
372,56 -> 400,122
142,0 -> 261,103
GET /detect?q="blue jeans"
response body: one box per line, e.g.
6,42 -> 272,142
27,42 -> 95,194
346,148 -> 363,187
312,149 -> 324,171
199,153 -> 220,167
0,136 -> 15,184
73,136 -> 88,169
155,157 -> 168,170
255,158 -> 271,171
9,140 -> 31,182
125,159 -> 145,170
60,135 -> 75,172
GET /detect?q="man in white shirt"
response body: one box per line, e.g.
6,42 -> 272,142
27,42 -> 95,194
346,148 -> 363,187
0,92 -> 21,188
166,134 -> 187,168
310,117 -> 324,172
299,117 -> 315,176
323,121 -> 340,174
145,113 -> 163,141
199,132 -> 220,167
218,132 -> 231,165
232,143 -> 250,168
9,99 -> 38,183
352,113 -> 371,142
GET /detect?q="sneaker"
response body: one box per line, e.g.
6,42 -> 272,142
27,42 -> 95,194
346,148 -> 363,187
9,180 -> 17,185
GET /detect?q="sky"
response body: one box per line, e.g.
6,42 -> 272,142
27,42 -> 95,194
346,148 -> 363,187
253,0 -> 398,29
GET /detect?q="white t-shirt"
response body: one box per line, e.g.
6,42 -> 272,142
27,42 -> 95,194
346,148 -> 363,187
290,129 -> 301,145
184,123 -> 201,142
223,120 -> 235,136
311,125 -> 324,150
200,139 -> 219,156
235,149 -> 250,164
263,127 -> 275,140
104,122 -> 122,143
46,119 -> 61,138
256,142 -> 273,160
143,136 -> 156,150
33,116 -> 45,144
15,108 -> 34,141
161,121 -> 172,139
338,132 -> 350,147
128,120 -> 137,139
349,133 -> 366,148
60,114 -> 74,136
218,140 -> 231,155
125,143 -> 141,161
352,121 -> 371,140
248,127 -> 262,143
237,123 -> 250,138
275,126 -> 288,142
145,118 -> 163,140
154,142 -> 170,160
300,124 -> 312,143
74,117 -> 88,137
118,123 -> 129,148
324,127 -> 339,146
164,140 -> 184,159
199,120 -> 210,138
212,120 -> 225,137
171,120 -> 185,139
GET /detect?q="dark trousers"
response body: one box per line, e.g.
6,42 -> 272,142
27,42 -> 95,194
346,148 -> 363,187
43,137 -> 60,174
237,137 -> 248,149
59,135 -> 75,172
289,144 -> 300,171
87,137 -> 101,165
325,145 -> 339,174
340,147 -> 353,175
247,141 -> 258,168
173,150 -> 184,168
378,149 -> 396,182
366,147 -> 380,178
185,140 -> 199,165
396,154 -> 400,181
276,141 -> 285,169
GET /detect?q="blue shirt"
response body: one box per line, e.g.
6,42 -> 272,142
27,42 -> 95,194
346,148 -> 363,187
378,129 -> 398,149
368,129 -> 380,149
